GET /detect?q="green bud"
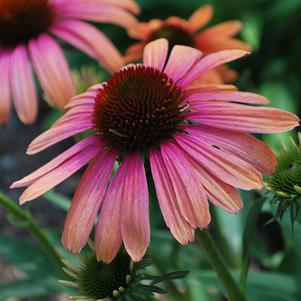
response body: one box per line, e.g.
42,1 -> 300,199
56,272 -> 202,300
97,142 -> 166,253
266,134 -> 301,224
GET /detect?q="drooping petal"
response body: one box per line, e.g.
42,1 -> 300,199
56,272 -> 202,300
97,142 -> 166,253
184,125 -> 276,174
95,167 -> 125,263
11,136 -> 100,188
150,148 -> 195,244
163,46 -> 202,82
186,91 -> 269,104
17,142 -> 99,204
174,133 -> 263,190
187,102 -> 300,133
10,45 -> 37,124
187,5 -> 213,32
143,39 -> 168,72
62,147 -> 116,254
51,20 -> 123,73
0,51 -> 11,123
29,34 -> 75,109
120,153 -> 150,262
188,156 -> 243,212
160,141 -> 211,229
178,49 -> 249,88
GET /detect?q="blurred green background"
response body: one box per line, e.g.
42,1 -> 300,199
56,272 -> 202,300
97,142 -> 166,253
0,0 -> 301,300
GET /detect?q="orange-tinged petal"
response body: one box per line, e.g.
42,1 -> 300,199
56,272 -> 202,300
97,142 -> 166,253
121,153 -> 150,262
187,5 -> 214,32
62,148 -> 116,254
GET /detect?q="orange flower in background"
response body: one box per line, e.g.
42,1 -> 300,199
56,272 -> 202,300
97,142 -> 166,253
125,5 -> 251,84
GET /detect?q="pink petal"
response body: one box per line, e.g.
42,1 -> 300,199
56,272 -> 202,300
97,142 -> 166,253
143,39 -> 168,72
184,125 -> 276,174
29,34 -> 75,109
10,45 -> 37,124
53,103 -> 93,127
163,46 -> 202,82
11,136 -> 100,188
178,50 -> 249,88
120,153 -> 150,262
55,0 -> 140,15
174,133 -> 263,190
187,102 -> 300,133
187,5 -> 213,32
51,20 -> 123,73
62,148 -> 116,253
58,3 -> 137,28
0,52 -> 11,123
17,142 -> 99,204
161,141 -> 211,229
186,91 -> 269,104
27,109 -> 94,155
186,83 -> 237,92
188,157 -> 242,212
150,148 -> 195,244
95,166 -> 126,263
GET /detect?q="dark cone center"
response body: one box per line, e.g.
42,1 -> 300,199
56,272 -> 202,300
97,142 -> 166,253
93,65 -> 187,152
0,0 -> 53,48
149,24 -> 195,50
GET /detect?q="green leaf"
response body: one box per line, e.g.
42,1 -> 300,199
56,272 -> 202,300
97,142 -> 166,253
150,271 -> 189,285
43,190 -> 71,211
0,234 -> 62,279
241,14 -> 263,50
271,204 -> 301,257
192,270 -> 301,301
0,279 -> 63,299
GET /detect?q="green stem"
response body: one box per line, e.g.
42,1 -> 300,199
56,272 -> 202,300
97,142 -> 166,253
211,207 -> 237,268
196,230 -> 246,301
0,191 -> 63,270
240,199 -> 265,293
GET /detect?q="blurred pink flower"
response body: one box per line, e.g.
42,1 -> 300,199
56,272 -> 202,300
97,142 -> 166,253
12,39 -> 299,263
125,4 -> 251,84
0,0 -> 139,124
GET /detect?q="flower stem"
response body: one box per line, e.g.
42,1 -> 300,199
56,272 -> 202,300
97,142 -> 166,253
0,191 -> 63,270
196,229 -> 246,301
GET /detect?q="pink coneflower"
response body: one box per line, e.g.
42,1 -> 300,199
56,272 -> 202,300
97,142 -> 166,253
125,4 -> 250,84
0,0 -> 139,124
12,39 -> 299,263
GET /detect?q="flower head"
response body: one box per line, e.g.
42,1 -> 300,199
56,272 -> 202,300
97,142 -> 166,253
266,134 -> 301,223
12,39 -> 299,263
60,246 -> 188,301
125,5 -> 251,84
0,0 -> 139,124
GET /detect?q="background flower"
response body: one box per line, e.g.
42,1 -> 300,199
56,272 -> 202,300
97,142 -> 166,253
0,0 -> 139,124
125,4 -> 250,84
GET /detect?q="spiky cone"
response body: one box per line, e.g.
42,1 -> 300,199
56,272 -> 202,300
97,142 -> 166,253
266,134 -> 301,224
59,242 -> 188,301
